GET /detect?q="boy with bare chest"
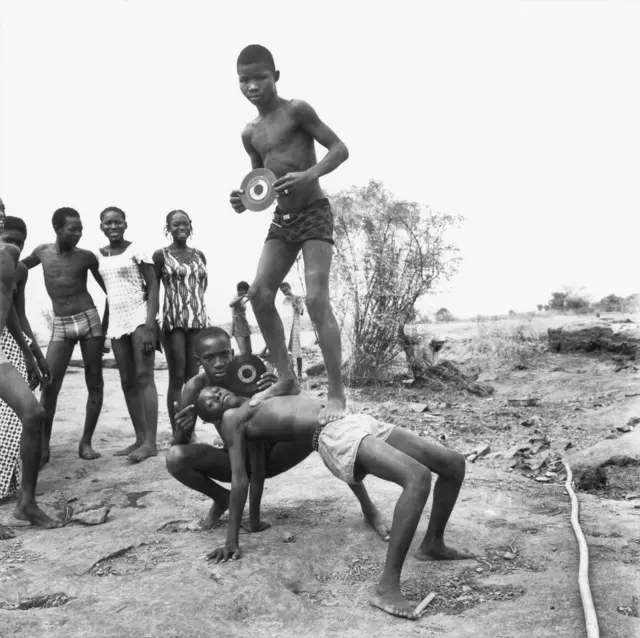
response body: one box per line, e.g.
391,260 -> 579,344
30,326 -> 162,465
229,45 -> 349,425
22,207 -> 106,465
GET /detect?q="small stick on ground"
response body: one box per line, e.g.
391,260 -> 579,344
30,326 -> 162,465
414,592 -> 436,617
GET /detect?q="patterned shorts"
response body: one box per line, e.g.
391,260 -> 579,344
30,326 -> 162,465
51,307 -> 103,342
265,198 -> 334,247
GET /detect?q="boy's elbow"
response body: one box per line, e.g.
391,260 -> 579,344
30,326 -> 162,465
340,142 -> 349,162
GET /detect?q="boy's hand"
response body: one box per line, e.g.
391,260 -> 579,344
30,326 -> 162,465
174,403 -> 196,432
26,356 -> 44,391
206,544 -> 242,563
257,371 -> 278,391
274,171 -> 312,196
230,190 -> 246,214
140,326 -> 155,357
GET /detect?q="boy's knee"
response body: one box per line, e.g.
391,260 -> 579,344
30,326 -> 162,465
86,378 -> 104,395
409,466 -> 432,494
23,404 -> 45,430
135,370 -> 154,389
248,283 -> 275,308
449,451 -> 466,483
305,292 -> 330,321
166,446 -> 186,474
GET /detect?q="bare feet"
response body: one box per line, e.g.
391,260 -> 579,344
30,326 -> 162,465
369,587 -> 418,620
79,442 -> 101,460
114,441 -> 143,457
0,523 -> 15,540
241,519 -> 271,533
39,447 -> 50,469
318,394 -> 346,426
363,507 -> 391,542
415,539 -> 474,561
249,377 -> 300,407
189,500 -> 229,531
127,443 -> 157,463
13,503 -> 59,529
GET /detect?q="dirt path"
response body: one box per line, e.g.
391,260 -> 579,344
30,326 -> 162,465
1,364 -> 639,637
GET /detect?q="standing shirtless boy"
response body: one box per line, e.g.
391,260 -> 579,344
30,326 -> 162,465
230,44 -> 349,425
0,236 -> 56,538
22,207 -> 106,465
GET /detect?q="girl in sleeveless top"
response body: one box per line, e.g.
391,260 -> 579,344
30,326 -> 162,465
152,210 -> 210,432
97,206 -> 160,463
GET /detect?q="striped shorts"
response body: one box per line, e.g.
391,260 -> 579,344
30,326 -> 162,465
51,307 -> 103,342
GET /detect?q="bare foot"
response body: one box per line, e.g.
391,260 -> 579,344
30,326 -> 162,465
415,539 -> 474,561
191,500 -> 229,531
363,506 -> 391,542
241,519 -> 271,533
39,447 -> 50,469
114,441 -> 143,456
369,587 -> 418,620
0,523 -> 15,540
79,442 -> 101,460
13,503 -> 59,529
318,394 -> 346,426
127,443 -> 157,463
249,377 -> 300,407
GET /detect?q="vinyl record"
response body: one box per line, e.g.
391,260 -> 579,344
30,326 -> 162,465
239,168 -> 277,212
224,354 -> 268,397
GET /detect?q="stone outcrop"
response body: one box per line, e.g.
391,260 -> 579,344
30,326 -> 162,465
548,319 -> 640,355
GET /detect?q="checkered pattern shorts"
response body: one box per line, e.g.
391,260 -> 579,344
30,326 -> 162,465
265,198 -> 334,247
0,328 -> 29,500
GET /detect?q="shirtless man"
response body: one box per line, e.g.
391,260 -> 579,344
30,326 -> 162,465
203,390 -> 472,621
166,327 -> 389,539
230,44 -> 349,426
0,230 -> 57,539
22,207 -> 106,465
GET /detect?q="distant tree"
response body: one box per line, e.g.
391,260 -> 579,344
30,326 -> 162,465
330,180 -> 463,383
544,304 -> 550,312
565,295 -> 590,312
508,309 -> 516,317
549,292 -> 567,312
435,307 -> 455,323
537,304 -> 543,312
598,294 -> 624,312
623,293 -> 640,312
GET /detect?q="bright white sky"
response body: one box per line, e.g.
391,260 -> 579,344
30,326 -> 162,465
1,0 -> 638,335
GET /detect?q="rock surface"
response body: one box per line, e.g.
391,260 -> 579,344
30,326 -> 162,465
548,319 -> 640,355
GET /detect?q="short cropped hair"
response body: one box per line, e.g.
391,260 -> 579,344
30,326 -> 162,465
52,207 -> 80,230
237,45 -> 276,72
2,216 -> 27,237
100,206 -> 126,221
237,281 -> 250,291
195,326 -> 232,351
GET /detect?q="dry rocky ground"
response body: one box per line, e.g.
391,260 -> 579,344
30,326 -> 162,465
0,313 -> 639,637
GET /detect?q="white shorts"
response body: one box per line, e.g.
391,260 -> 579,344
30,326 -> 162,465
315,413 -> 395,485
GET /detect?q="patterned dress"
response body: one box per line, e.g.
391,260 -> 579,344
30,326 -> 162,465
160,248 -> 209,332
97,243 -> 154,339
230,299 -> 251,338
0,329 -> 29,500
283,294 -> 305,359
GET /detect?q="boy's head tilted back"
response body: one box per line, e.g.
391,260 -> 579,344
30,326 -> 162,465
52,207 -> 83,247
195,326 -> 234,381
0,216 -> 27,254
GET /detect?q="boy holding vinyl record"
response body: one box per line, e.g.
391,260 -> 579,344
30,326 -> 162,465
229,44 -> 349,426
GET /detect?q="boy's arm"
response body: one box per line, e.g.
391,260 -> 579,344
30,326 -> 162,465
171,372 -> 207,445
87,252 -> 107,294
208,413 -> 250,562
20,245 -> 43,271
242,125 -> 263,169
273,100 -> 349,195
152,249 -> 164,286
139,263 -> 159,355
245,441 -> 269,533
0,245 -> 18,335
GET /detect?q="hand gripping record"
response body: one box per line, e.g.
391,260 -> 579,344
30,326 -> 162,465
239,168 -> 277,211
224,354 -> 267,397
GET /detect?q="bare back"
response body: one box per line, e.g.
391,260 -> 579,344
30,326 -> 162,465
245,99 -> 326,213
29,244 -> 98,316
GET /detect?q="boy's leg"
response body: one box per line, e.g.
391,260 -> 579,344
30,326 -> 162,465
0,363 -> 57,529
164,329 -> 186,433
185,330 -> 201,380
384,428 -> 471,560
78,337 -> 104,460
248,240 -> 301,405
39,339 -> 75,466
235,335 -> 249,355
111,336 -> 147,456
296,357 -> 303,379
355,436 -> 432,620
128,326 -> 159,463
166,443 -> 233,530
301,240 -> 345,424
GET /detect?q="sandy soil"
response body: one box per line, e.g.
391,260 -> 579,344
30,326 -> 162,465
1,317 -> 640,637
